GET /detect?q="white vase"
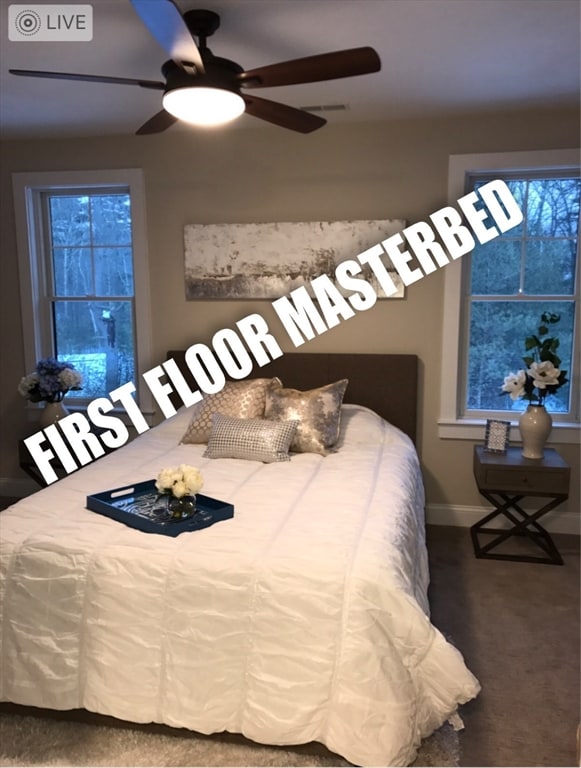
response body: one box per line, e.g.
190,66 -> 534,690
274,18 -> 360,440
518,404 -> 552,459
39,400 -> 69,429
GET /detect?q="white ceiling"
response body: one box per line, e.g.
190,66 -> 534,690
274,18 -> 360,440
0,0 -> 579,140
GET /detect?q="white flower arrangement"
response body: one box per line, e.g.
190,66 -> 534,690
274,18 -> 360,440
155,464 -> 204,499
501,313 -> 568,407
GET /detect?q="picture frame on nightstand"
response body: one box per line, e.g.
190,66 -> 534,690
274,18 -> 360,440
484,419 -> 511,453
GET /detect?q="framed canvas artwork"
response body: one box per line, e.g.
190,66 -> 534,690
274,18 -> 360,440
183,220 -> 406,300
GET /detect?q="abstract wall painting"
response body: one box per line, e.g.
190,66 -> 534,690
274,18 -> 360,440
183,220 -> 406,300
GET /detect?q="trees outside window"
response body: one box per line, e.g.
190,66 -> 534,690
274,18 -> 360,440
46,191 -> 136,399
465,175 -> 579,416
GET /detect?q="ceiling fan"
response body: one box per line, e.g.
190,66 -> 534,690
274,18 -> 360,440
9,0 -> 381,135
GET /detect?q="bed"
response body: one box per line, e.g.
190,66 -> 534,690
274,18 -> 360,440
0,352 -> 479,767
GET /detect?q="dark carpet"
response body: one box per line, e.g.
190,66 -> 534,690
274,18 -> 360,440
427,525 -> 580,767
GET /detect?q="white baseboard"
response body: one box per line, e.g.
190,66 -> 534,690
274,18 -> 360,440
0,476 -> 39,498
426,503 -> 580,535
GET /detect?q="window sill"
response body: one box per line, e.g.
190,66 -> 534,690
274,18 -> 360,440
438,418 -> 580,444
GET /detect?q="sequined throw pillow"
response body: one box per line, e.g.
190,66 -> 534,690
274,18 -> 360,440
181,378 -> 281,444
264,379 -> 349,455
204,414 -> 299,463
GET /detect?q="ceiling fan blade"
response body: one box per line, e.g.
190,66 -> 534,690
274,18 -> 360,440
243,95 -> 326,133
130,0 -> 204,73
239,46 -> 380,89
136,109 -> 179,135
9,68 -> 165,90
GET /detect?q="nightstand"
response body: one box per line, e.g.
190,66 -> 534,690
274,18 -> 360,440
472,445 -> 570,565
18,439 -> 65,487
19,428 -> 118,488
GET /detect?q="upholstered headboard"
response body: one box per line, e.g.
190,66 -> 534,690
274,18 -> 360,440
167,352 -> 419,445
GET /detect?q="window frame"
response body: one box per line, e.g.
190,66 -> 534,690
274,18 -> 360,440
439,148 -> 580,443
13,168 -> 155,420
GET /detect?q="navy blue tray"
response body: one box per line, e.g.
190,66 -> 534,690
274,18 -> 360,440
86,480 -> 234,537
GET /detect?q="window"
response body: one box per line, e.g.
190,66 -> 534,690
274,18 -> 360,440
45,189 -> 136,399
13,169 -> 154,417
440,149 -> 580,441
465,174 -> 579,415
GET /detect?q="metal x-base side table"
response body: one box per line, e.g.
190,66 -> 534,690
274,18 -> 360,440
472,445 -> 570,565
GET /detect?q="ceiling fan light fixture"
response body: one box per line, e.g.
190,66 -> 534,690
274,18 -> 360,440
162,86 -> 245,126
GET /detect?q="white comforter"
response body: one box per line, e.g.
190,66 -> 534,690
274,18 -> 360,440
0,405 -> 479,766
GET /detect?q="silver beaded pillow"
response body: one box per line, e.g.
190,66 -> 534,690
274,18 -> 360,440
264,379 -> 349,455
181,378 -> 281,444
204,414 -> 299,463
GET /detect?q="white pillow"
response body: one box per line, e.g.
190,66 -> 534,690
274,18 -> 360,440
336,404 -> 411,449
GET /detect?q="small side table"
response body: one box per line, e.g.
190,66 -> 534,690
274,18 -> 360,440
19,439 -> 66,487
472,445 -> 570,565
19,428 -> 117,488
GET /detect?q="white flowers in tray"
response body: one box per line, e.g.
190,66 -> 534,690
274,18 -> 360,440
155,464 -> 204,499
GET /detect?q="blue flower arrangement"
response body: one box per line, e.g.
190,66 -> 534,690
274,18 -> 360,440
18,357 -> 83,403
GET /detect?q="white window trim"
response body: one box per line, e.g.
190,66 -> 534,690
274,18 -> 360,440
13,168 -> 155,420
439,148 -> 581,444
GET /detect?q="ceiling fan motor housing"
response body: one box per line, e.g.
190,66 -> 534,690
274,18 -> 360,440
161,56 -> 243,98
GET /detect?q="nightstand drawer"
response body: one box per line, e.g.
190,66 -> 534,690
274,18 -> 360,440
483,468 -> 569,494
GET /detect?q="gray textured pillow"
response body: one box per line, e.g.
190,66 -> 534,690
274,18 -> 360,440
181,378 -> 281,444
264,379 -> 349,455
203,414 -> 299,463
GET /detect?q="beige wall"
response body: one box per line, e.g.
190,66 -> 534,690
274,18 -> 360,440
1,105 -> 579,518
